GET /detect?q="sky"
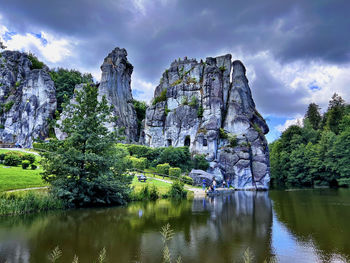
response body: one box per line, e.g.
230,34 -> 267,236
1,0 -> 350,142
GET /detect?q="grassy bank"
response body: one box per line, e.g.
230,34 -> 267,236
0,149 -> 47,192
0,190 -> 64,216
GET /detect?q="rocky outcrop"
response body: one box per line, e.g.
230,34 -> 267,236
0,51 -> 56,147
98,48 -> 138,142
144,56 -> 270,190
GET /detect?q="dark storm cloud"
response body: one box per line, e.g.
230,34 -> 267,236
1,0 -> 349,116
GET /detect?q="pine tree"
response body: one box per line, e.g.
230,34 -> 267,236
41,84 -> 132,207
304,103 -> 321,130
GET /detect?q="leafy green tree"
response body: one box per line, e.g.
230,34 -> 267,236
304,103 -> 321,130
326,93 -> 345,134
333,127 -> 350,186
157,146 -> 191,171
132,99 -> 148,136
41,84 -> 132,207
0,40 -> 6,50
49,68 -> 93,113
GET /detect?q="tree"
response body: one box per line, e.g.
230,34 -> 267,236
326,93 -> 345,134
333,127 -> 350,186
41,84 -> 132,207
304,103 -> 321,130
49,68 -> 94,113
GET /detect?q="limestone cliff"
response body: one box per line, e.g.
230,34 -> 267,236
143,55 -> 270,190
0,51 -> 56,147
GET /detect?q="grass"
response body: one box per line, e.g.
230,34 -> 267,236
0,149 -> 47,192
131,175 -> 172,196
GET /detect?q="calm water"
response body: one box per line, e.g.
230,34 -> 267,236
0,189 -> 349,263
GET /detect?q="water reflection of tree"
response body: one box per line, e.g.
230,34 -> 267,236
0,193 -> 273,263
270,189 -> 350,262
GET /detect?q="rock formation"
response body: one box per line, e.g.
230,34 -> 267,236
98,48 -> 138,141
0,51 -> 56,147
55,47 -> 138,142
143,55 -> 270,190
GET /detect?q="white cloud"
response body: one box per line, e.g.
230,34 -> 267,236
131,77 -> 156,103
1,28 -> 73,64
275,115 -> 303,132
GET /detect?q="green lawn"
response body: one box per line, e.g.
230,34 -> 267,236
0,149 -> 47,192
131,175 -> 172,195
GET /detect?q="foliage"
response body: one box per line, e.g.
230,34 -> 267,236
49,68 -> 93,113
4,152 -> 22,166
160,224 -> 182,263
33,142 -> 46,151
40,84 -> 132,207
193,154 -> 209,170
134,184 -> 159,201
180,175 -> 193,185
305,103 -> 322,130
219,128 -> 228,139
21,160 -> 31,169
158,147 -> 191,171
15,81 -> 21,87
228,134 -> 238,148
153,88 -> 167,105
27,52 -> 45,70
197,104 -> 204,118
167,180 -> 187,199
4,101 -> 14,112
128,156 -> 148,170
181,96 -> 188,105
22,153 -> 36,164
156,163 -> 171,175
170,79 -> 182,87
0,192 -> 64,216
270,93 -> 350,188
188,96 -> 198,107
132,99 -> 148,135
169,167 -> 181,178
31,164 -> 38,170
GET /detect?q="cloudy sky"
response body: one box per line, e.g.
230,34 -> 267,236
1,0 -> 349,141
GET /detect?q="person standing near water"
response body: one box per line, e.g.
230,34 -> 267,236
202,179 -> 206,190
212,178 -> 217,191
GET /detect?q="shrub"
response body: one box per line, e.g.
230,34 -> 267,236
0,153 -> 5,161
33,142 -> 46,151
193,154 -> 209,170
181,96 -> 188,105
189,96 -> 198,107
219,128 -> 228,139
181,176 -> 193,185
158,146 -> 191,171
171,79 -> 182,87
15,81 -> 21,87
27,52 -> 45,70
31,164 -> 37,170
228,134 -> 238,148
4,101 -> 14,112
219,65 -> 226,72
156,163 -> 171,175
197,105 -> 204,118
22,160 -> 31,169
134,184 -> 159,201
169,167 -> 181,178
0,124 -> 4,129
22,153 -> 36,164
4,152 -> 22,166
167,180 -> 187,199
128,156 -> 148,170
152,88 -> 167,105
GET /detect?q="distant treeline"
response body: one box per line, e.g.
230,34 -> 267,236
270,93 -> 350,188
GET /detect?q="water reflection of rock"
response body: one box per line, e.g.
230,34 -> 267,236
186,191 -> 273,262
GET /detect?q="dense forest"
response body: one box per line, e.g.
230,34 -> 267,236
270,93 -> 350,188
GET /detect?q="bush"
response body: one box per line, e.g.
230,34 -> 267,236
33,142 -> 46,151
228,134 -> 238,147
197,105 -> 204,118
31,164 -> 38,170
181,176 -> 193,185
219,128 -> 228,139
152,88 -> 167,105
27,52 -> 45,70
158,146 -> 191,171
169,167 -> 181,178
128,156 -> 148,170
22,153 -> 36,164
188,96 -> 198,107
156,163 -> 171,175
4,152 -> 22,166
193,154 -> 209,170
133,184 -> 159,201
21,160 -> 31,169
167,180 -> 187,199
4,101 -> 14,112
0,153 -> 5,161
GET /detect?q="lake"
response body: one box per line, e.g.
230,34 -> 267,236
0,189 -> 349,262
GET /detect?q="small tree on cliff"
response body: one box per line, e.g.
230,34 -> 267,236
41,84 -> 132,207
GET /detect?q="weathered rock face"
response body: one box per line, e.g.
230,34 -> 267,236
98,47 -> 138,142
144,55 -> 270,190
0,51 -> 56,147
